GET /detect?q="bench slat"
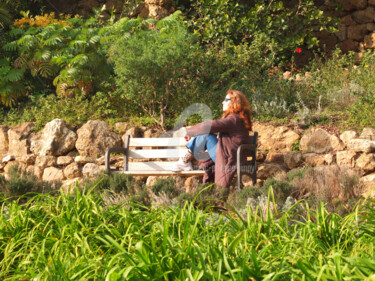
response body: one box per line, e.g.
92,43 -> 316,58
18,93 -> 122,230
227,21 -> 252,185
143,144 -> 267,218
129,138 -> 187,147
127,161 -> 197,171
128,148 -> 188,159
121,170 -> 205,176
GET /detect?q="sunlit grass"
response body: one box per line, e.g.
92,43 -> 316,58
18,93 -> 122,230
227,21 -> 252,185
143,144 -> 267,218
0,185 -> 375,280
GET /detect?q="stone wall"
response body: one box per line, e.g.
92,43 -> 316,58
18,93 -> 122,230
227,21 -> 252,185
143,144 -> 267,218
1,119 -> 375,196
316,0 -> 375,62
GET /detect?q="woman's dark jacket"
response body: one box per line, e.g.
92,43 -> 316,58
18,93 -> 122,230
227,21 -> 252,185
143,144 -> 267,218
186,114 -> 250,188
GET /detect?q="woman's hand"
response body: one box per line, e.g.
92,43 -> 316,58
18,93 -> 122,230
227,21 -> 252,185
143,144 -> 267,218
173,127 -> 187,138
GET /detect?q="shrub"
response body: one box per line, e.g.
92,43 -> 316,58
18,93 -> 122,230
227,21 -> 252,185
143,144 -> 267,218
151,177 -> 180,199
290,165 -> 361,212
83,172 -> 150,206
1,12 -> 114,106
0,164 -> 57,199
109,12 -> 199,128
186,0 -> 337,65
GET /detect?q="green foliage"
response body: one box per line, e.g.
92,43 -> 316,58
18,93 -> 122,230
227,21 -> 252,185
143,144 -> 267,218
0,3 -> 12,29
151,177 -> 180,198
0,164 -> 57,199
187,0 -> 337,65
0,186 -> 374,280
0,90 -> 123,129
110,12 -> 199,128
1,13 -> 115,106
83,172 -> 150,206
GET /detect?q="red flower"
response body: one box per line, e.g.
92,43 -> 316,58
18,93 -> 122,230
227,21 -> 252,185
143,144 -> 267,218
346,8 -> 351,11
296,47 -> 302,54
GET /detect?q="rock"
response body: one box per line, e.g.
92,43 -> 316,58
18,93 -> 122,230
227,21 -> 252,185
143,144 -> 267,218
82,163 -> 105,178
35,156 -> 57,168
284,152 -> 303,169
4,162 -> 24,179
185,176 -> 200,193
283,71 -> 292,80
336,150 -> 357,168
303,153 -> 326,167
114,122 -> 129,133
30,119 -> 77,156
8,122 -> 34,156
317,30 -> 337,51
336,24 -> 347,41
147,5 -> 169,19
367,23 -> 375,32
370,0 -> 375,6
355,153 -> 375,172
33,166 -> 44,181
2,155 -> 15,163
256,151 -> 266,162
146,176 -> 164,187
76,120 -> 121,157
21,165 -> 42,180
360,173 -> 375,197
57,156 -> 74,166
257,163 -> 286,179
364,32 -> 375,48
340,39 -> 359,53
0,126 -> 8,158
359,127 -> 375,140
17,154 -> 36,165
144,128 -> 162,138
347,139 -> 375,153
265,152 -> 286,163
340,130 -> 358,146
63,162 -> 82,179
146,0 -> 172,5
61,178 -> 82,194
300,128 -> 344,153
124,127 -> 143,138
355,52 -> 364,64
352,7 -> 375,24
347,24 -> 368,41
75,155 -> 95,164
253,122 -> 300,152
96,156 -> 106,165
351,0 -> 368,10
341,15 -> 357,26
324,153 -> 336,165
42,167 -> 65,182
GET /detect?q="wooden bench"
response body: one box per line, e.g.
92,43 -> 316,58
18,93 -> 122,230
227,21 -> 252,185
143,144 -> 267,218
105,132 -> 258,190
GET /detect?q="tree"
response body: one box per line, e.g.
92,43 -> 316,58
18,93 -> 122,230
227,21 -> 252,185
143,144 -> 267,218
110,12 -> 198,128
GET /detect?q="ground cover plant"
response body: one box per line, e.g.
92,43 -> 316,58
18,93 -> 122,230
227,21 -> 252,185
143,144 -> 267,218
1,185 -> 375,280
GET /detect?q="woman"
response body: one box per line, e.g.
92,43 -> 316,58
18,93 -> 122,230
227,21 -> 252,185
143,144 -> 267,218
172,89 -> 252,188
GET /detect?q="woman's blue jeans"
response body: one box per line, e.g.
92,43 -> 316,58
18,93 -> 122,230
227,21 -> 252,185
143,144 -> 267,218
185,134 -> 218,163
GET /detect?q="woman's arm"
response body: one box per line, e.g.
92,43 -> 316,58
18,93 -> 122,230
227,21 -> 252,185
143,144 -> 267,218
186,115 -> 238,137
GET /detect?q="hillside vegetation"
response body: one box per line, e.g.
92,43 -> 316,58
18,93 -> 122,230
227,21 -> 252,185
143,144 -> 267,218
0,0 -> 373,131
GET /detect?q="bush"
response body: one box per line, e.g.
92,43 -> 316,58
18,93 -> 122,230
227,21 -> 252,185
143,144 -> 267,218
0,164 -> 57,199
151,177 -> 180,199
109,12 -> 200,128
186,0 -> 337,65
83,172 -> 150,206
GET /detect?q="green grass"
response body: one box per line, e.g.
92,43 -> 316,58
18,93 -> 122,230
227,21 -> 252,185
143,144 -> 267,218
1,185 -> 375,280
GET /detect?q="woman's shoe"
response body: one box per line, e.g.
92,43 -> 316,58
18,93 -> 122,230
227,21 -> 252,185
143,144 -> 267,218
171,157 -> 193,171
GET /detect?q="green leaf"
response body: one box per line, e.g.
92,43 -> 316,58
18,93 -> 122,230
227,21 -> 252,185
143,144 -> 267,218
5,69 -> 23,82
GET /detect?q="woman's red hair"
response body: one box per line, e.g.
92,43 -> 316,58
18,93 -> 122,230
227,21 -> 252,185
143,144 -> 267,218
223,89 -> 252,131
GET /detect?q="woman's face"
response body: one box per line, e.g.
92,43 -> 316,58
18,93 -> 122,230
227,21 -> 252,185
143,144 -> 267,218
222,95 -> 231,111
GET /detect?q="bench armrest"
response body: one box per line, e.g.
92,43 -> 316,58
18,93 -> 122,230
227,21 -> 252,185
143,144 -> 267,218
236,142 -> 257,190
105,147 -> 127,173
